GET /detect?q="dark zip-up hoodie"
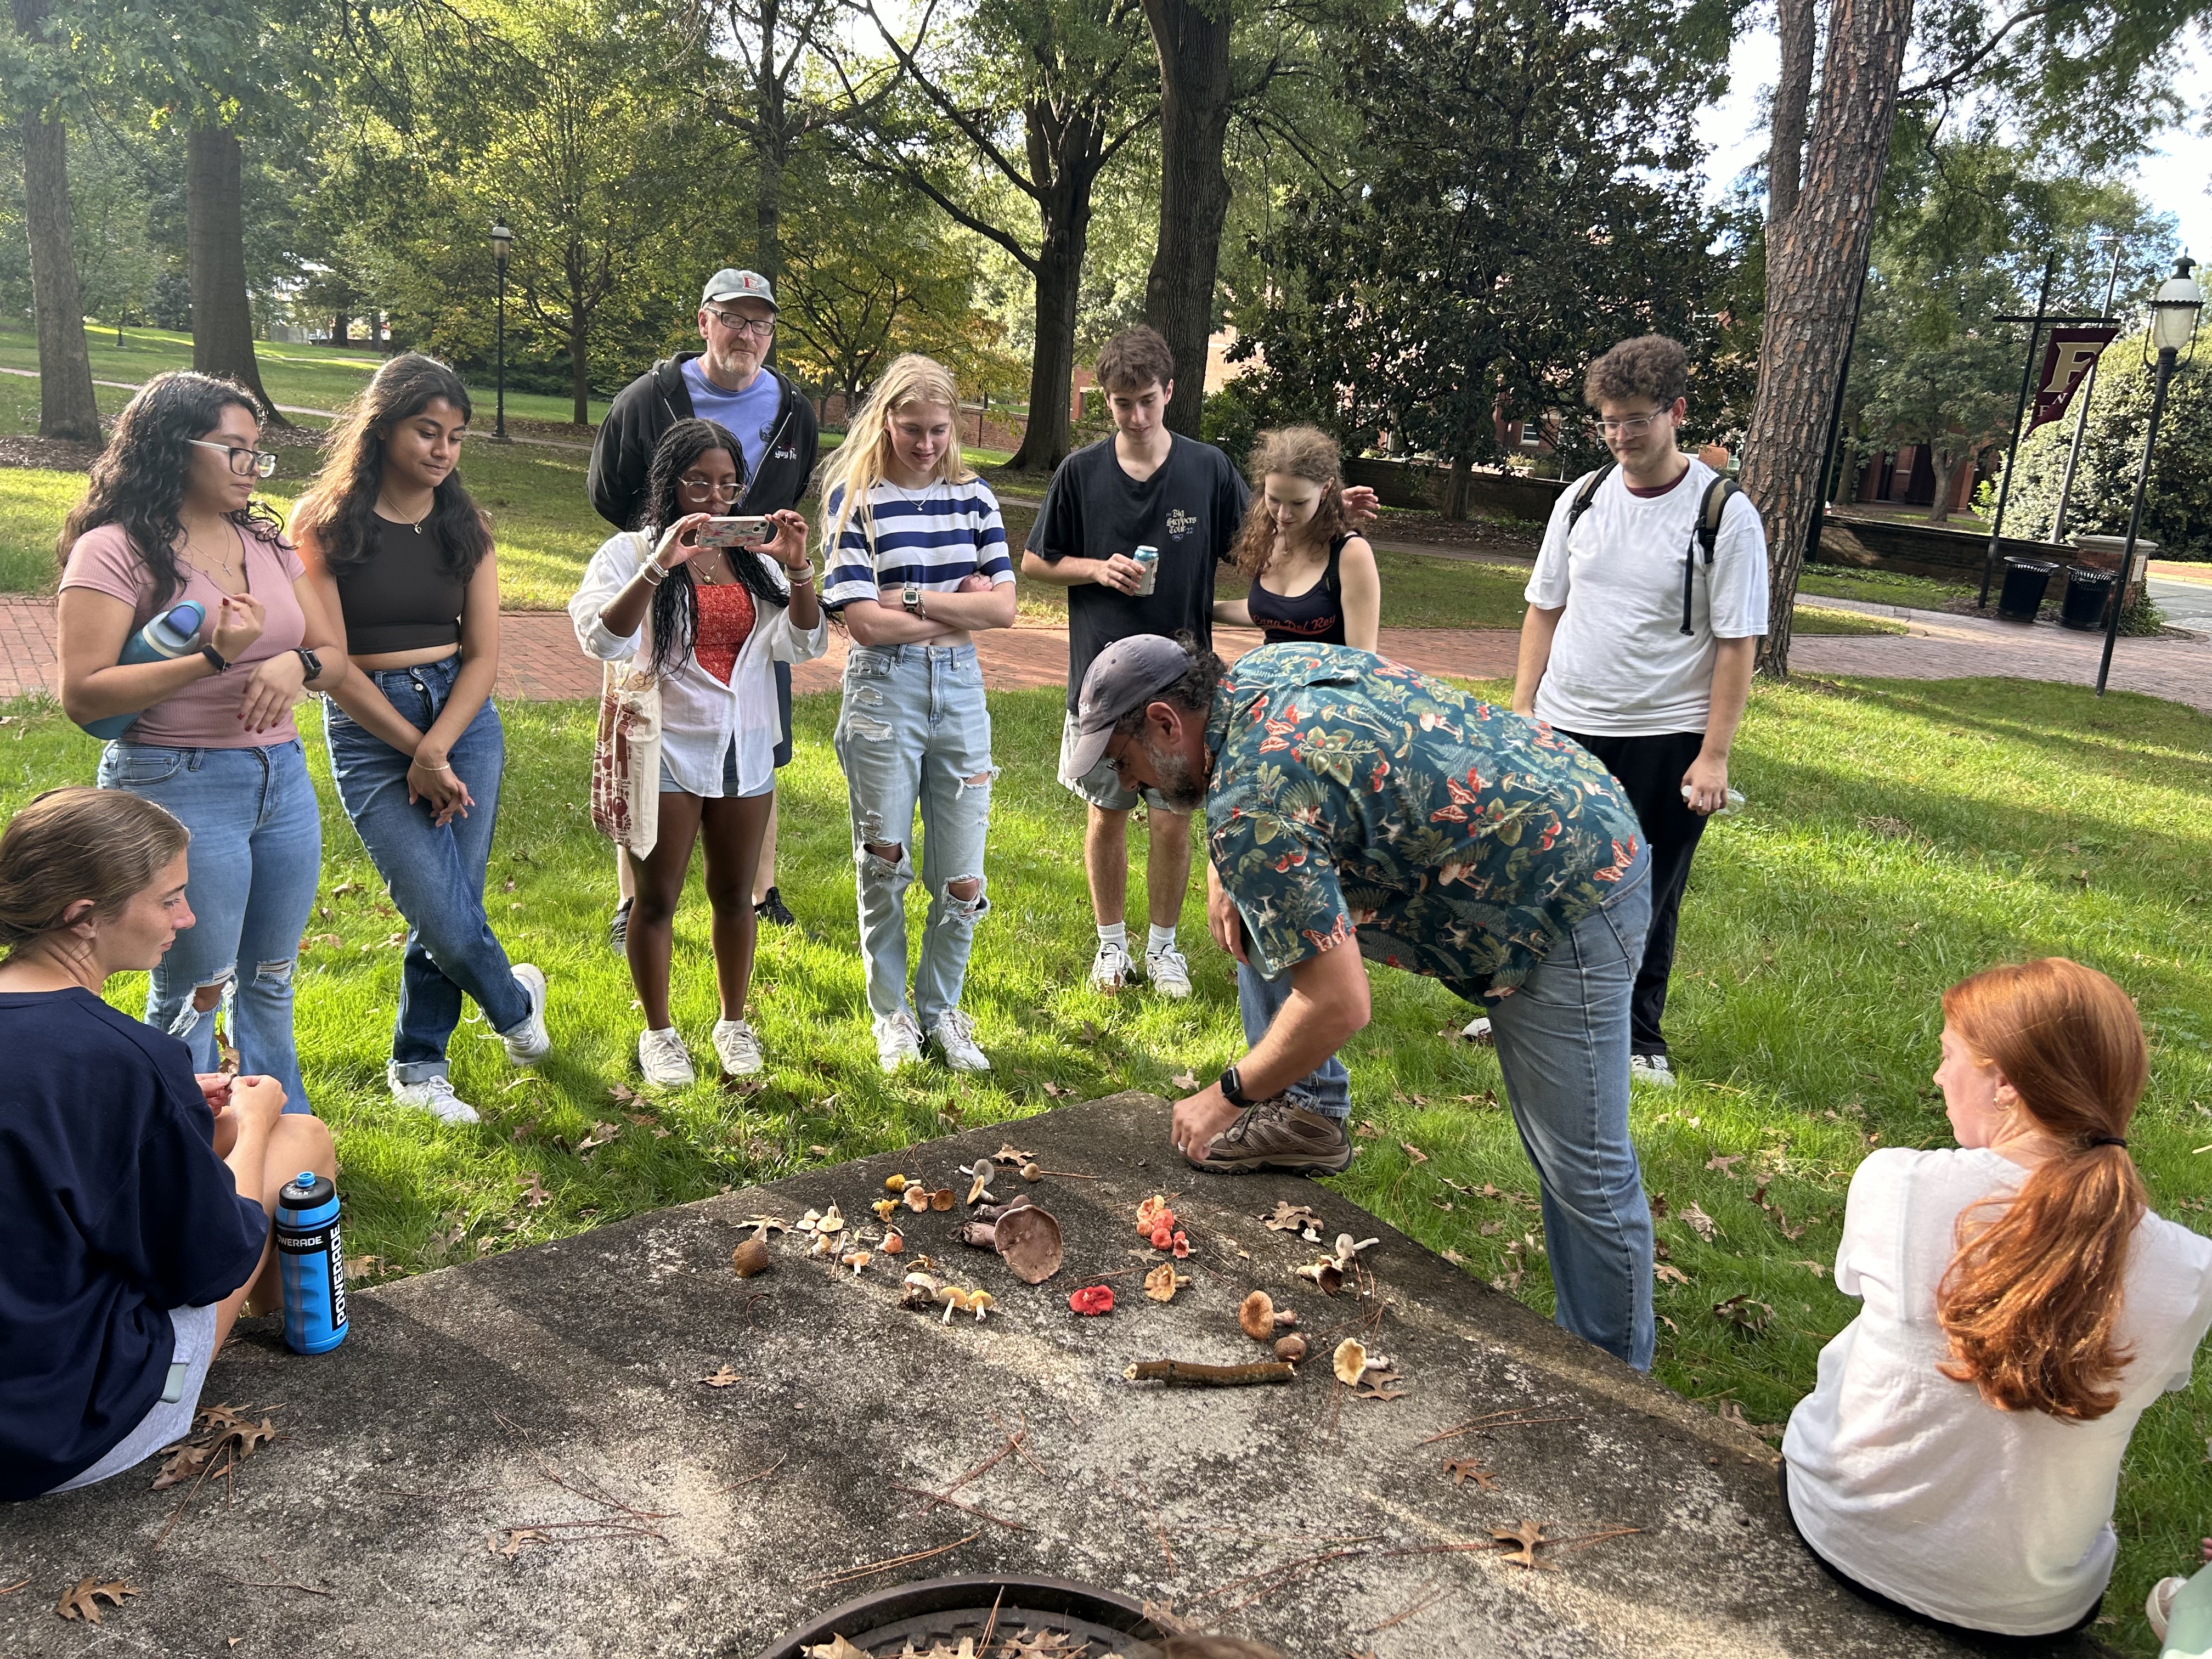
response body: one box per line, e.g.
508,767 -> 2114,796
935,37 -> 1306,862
586,352 -> 821,531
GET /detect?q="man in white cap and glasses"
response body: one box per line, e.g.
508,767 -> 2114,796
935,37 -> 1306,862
587,268 -> 821,943
1072,632 -> 1660,1372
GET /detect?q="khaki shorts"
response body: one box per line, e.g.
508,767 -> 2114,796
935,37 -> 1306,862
1057,709 -> 1175,814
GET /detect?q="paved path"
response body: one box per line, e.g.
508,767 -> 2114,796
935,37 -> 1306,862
7,594 -> 2207,710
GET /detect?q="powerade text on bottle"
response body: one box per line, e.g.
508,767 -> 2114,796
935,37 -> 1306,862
275,1171 -> 348,1354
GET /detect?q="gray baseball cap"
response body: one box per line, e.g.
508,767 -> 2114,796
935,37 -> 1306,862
1067,635 -> 1195,780
701,268 -> 777,310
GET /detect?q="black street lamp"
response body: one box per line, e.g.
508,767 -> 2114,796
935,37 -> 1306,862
490,220 -> 513,441
2097,255 -> 2203,695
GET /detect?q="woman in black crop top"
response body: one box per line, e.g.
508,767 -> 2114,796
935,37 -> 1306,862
292,355 -> 551,1124
1211,425 -> 1380,652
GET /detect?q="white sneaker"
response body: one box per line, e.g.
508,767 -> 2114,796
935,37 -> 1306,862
1090,938 -> 1135,993
873,1010 -> 923,1074
501,963 -> 550,1064
712,1018 -> 764,1077
638,1026 -> 696,1087
388,1063 -> 481,1125
2148,1575 -> 2186,1643
1145,945 -> 1192,1000
930,1009 -> 990,1073
1629,1053 -> 1677,1087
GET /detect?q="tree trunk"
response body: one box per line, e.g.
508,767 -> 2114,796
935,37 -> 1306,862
1140,0 -> 1234,437
1739,0 -> 1914,676
1768,0 -> 1817,221
332,313 -> 348,345
185,126 -> 285,423
12,0 -> 100,443
1442,454 -> 1471,520
1007,112 -> 1103,474
1923,450 -> 1957,523
571,306 -> 591,427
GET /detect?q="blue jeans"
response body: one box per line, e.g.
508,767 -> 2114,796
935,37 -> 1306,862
97,737 -> 320,1113
1483,851 -> 1656,1371
324,656 -> 529,1081
833,644 -> 995,1028
1236,958 -> 1352,1118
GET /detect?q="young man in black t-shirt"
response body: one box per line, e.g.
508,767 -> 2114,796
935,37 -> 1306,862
1023,328 -> 1246,997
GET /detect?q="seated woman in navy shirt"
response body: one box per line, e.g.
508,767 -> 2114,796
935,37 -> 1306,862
0,787 -> 334,1499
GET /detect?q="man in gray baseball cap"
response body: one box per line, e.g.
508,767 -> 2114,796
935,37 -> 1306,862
585,267 -> 823,947
1084,631 -> 1660,1372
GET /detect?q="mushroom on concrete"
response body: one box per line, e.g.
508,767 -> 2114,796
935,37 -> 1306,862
1332,1338 -> 1368,1385
840,1250 -> 872,1277
964,1164 -> 994,1206
957,1204 -> 1064,1284
1239,1291 -> 1299,1339
1275,1334 -> 1309,1363
900,1272 -> 940,1311
967,1291 -> 995,1322
904,1186 -> 932,1214
729,1237 -> 772,1278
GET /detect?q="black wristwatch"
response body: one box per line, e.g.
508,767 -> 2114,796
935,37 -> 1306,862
1218,1064 -> 1254,1109
295,646 -> 323,683
201,645 -> 229,674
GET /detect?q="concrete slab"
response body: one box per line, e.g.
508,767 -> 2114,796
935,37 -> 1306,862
2,1094 -> 2094,1658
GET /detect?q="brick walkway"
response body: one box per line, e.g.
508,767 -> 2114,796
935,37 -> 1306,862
7,597 -> 2204,712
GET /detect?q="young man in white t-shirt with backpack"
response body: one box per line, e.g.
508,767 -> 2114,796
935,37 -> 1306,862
1510,335 -> 1768,1086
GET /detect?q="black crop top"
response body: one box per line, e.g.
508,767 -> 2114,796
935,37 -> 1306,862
1245,534 -> 1351,645
334,516 -> 467,654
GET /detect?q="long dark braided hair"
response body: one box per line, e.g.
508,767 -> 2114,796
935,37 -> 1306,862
287,354 -> 493,582
638,419 -> 790,681
60,371 -> 287,608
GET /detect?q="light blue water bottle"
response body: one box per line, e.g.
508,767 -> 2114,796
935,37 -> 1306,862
81,601 -> 206,740
275,1171 -> 349,1355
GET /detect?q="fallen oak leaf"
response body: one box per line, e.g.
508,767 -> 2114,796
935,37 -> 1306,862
992,1142 -> 1036,1166
1654,1263 -> 1689,1285
1443,1457 -> 1499,1490
1705,1153 -> 1745,1176
698,1365 -> 743,1388
1260,1199 -> 1319,1232
574,1121 -> 619,1154
1400,1141 -> 1429,1164
55,1578 -> 140,1623
1170,1070 -> 1200,1091
489,1527 -> 554,1557
1792,1259 -> 1829,1279
1678,1201 -> 1719,1242
1491,1520 -> 1552,1570
801,1638 -> 872,1659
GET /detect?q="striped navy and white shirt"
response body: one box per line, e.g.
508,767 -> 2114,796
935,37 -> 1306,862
821,477 -> 1014,612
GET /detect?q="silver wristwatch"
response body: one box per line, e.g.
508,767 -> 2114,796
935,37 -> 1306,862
903,582 -> 925,617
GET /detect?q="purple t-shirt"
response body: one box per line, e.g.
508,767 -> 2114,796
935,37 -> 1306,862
60,521 -> 309,748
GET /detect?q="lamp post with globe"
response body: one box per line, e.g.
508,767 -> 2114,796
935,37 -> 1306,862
2097,255 -> 2203,695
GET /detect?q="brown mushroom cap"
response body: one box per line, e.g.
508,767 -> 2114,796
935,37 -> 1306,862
904,1186 -> 931,1213
930,1188 -> 956,1211
992,1204 -> 1065,1284
1239,1290 -> 1277,1340
730,1237 -> 771,1278
1275,1334 -> 1309,1362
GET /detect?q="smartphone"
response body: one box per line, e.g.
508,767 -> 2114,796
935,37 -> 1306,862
697,516 -> 771,548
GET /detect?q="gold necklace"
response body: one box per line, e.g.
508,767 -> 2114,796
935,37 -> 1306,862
376,494 -> 432,534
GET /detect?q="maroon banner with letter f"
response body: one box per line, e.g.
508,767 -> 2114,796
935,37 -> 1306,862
2028,326 -> 2121,432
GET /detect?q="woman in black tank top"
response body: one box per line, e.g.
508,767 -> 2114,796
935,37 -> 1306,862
1212,426 -> 1381,652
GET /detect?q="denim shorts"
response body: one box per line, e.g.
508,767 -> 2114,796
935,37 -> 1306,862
661,738 -> 774,799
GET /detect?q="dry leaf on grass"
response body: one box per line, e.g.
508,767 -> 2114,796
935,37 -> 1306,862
1705,1154 -> 1743,1176
1713,1294 -> 1774,1336
1170,1070 -> 1200,1091
575,1121 -> 619,1154
1654,1263 -> 1689,1285
1679,1202 -> 1718,1242
516,1172 -> 550,1209
1400,1141 -> 1429,1164
55,1578 -> 140,1623
1793,1259 -> 1829,1279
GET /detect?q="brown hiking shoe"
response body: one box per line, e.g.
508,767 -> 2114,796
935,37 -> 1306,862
1188,1097 -> 1355,1175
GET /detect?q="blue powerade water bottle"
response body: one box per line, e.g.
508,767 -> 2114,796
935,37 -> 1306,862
81,601 -> 207,741
275,1171 -> 349,1355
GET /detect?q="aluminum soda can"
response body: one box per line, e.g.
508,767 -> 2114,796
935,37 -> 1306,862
275,1171 -> 348,1355
1132,544 -> 1160,596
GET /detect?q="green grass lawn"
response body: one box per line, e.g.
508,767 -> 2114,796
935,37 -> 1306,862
3,670 -> 2205,1649
0,323 -> 611,430
1796,564 -> 1977,610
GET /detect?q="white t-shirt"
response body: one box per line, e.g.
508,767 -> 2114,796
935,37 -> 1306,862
1524,458 -> 1769,737
1782,1147 -> 2212,1636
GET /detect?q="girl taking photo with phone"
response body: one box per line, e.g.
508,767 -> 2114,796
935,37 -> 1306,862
291,354 -> 551,1125
571,419 -> 824,1086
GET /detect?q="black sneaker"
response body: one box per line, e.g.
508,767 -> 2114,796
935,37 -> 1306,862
754,887 -> 795,928
1187,1097 -> 1356,1175
608,896 -> 633,951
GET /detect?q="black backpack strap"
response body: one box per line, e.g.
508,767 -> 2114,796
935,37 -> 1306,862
1566,461 -> 1616,540
1680,476 -> 1741,636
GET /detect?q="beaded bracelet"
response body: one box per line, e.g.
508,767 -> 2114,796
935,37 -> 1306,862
639,558 -> 669,586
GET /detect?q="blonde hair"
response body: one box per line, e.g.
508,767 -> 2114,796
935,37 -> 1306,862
1231,425 -> 1347,578
814,354 -> 973,560
0,787 -> 190,959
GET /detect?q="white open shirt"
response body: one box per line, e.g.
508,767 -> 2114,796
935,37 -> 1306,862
570,530 -> 828,798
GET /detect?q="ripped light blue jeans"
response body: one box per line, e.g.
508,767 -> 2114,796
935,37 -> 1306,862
834,644 -> 995,1029
97,737 -> 320,1113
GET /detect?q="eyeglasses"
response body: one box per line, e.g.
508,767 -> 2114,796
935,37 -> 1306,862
189,439 -> 278,478
704,308 -> 776,337
1105,737 -> 1135,779
1596,408 -> 1672,439
678,476 -> 742,499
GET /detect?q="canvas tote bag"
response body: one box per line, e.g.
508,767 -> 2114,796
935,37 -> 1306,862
590,532 -> 663,858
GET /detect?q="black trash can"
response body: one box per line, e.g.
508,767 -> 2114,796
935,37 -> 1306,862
1996,558 -> 2059,621
2059,566 -> 2115,631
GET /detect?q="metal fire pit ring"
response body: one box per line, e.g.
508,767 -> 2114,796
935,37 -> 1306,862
756,1572 -> 1172,1659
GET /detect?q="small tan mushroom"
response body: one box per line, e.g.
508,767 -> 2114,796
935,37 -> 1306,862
965,1165 -> 994,1206
730,1237 -> 772,1278
1275,1334 -> 1308,1363
797,1207 -> 822,1232
938,1286 -> 970,1324
1295,1258 -> 1346,1296
841,1250 -> 872,1276
1021,1162 -> 1043,1182
809,1230 -> 837,1258
904,1186 -> 932,1213
1332,1338 -> 1368,1386
900,1271 -> 941,1311
882,1229 -> 905,1255
930,1188 -> 956,1211
967,1290 -> 995,1322
1144,1265 -> 1190,1302
819,1205 -> 845,1234
1239,1291 -> 1279,1340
